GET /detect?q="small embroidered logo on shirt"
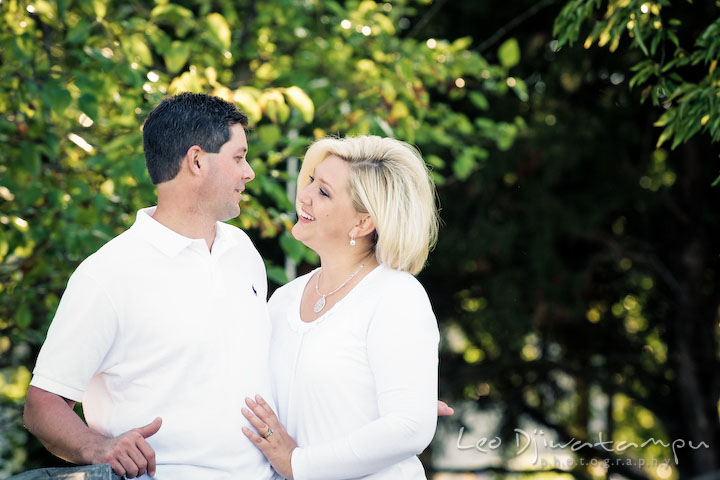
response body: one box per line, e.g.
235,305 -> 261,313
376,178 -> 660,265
252,284 -> 257,296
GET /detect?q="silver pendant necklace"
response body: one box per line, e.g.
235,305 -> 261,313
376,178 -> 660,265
314,263 -> 365,313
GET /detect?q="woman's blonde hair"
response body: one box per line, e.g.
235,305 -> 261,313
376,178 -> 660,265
297,135 -> 439,275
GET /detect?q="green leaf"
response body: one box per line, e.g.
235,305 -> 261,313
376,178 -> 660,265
147,25 -> 172,52
651,31 -> 662,55
498,38 -> 521,68
41,81 -> 72,115
57,0 -> 68,17
130,154 -> 149,182
20,143 -> 41,176
257,125 -> 282,147
633,24 -> 650,56
266,265 -> 289,285
496,123 -> 518,151
452,37 -> 473,51
280,232 -> 305,263
653,113 -> 670,128
151,3 -> 195,36
66,19 -> 91,44
284,86 -> 315,123
151,3 -> 194,23
123,34 -> 153,66
453,149 -> 476,180
510,77 -> 529,101
16,304 -> 32,331
258,175 -> 292,210
470,92 -> 489,110
277,101 -> 291,124
259,91 -> 289,125
78,93 -> 99,122
712,171 -> 720,187
426,154 -> 446,168
92,0 -> 107,18
32,0 -> 59,26
206,13 -> 231,50
656,126 -> 674,148
233,88 -> 262,124
164,41 -> 191,73
168,70 -> 205,94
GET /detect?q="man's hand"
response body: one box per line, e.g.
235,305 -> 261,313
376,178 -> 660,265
24,387 -> 162,478
438,400 -> 455,416
90,418 -> 162,478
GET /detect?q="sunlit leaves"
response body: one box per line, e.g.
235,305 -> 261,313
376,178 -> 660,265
121,34 -> 153,67
0,366 -> 31,402
554,0 -> 720,180
169,69 -> 206,94
164,41 -> 191,73
259,89 -> 290,124
284,87 -> 314,123
40,80 -> 71,115
498,38 -> 521,68
0,0 -> 522,472
470,91 -> 490,110
206,13 -> 231,50
232,87 -> 263,124
151,3 -> 195,36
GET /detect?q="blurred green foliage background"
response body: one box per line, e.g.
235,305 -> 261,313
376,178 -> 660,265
1,0 -> 719,478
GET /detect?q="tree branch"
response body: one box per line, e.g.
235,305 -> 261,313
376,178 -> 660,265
476,0 -> 559,53
407,0 -> 451,39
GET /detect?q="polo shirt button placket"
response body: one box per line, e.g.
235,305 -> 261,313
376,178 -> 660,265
209,257 -> 226,298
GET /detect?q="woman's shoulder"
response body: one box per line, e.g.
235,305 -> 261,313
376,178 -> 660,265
354,265 -> 435,320
373,264 -> 430,299
367,265 -> 439,336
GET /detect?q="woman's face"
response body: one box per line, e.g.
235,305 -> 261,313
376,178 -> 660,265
292,155 -> 363,253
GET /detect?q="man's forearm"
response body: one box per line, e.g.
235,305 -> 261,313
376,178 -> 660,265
24,385 -> 108,465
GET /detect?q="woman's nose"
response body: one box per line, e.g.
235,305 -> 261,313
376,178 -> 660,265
297,183 -> 312,204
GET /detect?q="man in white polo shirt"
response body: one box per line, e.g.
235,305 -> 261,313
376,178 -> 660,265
23,93 -> 277,479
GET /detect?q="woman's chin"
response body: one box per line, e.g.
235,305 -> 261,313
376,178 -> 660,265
290,223 -> 309,244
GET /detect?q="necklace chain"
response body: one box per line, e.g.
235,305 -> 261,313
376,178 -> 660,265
313,263 -> 364,313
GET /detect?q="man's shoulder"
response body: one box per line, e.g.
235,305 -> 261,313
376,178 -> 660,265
218,222 -> 263,260
218,221 -> 254,244
75,226 -> 142,276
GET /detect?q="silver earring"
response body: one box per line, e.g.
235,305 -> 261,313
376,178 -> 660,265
350,236 -> 356,246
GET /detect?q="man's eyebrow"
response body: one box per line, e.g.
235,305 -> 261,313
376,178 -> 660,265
234,147 -> 248,155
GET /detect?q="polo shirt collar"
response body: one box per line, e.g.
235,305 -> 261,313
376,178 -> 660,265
132,207 -> 243,257
132,207 -> 199,257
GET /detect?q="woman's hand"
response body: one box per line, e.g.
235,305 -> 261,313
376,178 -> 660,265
242,395 -> 297,479
438,400 -> 455,416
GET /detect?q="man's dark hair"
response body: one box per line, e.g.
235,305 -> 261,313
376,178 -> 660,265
142,92 -> 249,184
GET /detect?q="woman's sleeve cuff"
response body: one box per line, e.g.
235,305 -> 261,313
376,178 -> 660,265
290,446 -> 308,480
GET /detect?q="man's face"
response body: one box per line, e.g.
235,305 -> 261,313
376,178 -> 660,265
201,124 -> 254,222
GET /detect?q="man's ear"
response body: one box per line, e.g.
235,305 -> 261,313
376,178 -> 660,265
184,145 -> 204,177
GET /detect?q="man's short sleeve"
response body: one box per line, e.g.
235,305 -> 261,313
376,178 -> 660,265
30,268 -> 119,402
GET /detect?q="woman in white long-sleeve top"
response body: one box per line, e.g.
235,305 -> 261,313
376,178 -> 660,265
242,135 -> 440,480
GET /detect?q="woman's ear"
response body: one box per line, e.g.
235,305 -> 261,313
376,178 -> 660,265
353,214 -> 376,240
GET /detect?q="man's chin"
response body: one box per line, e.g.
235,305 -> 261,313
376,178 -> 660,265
219,207 -> 241,222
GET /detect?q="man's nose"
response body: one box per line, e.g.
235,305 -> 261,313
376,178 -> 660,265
244,162 -> 255,181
